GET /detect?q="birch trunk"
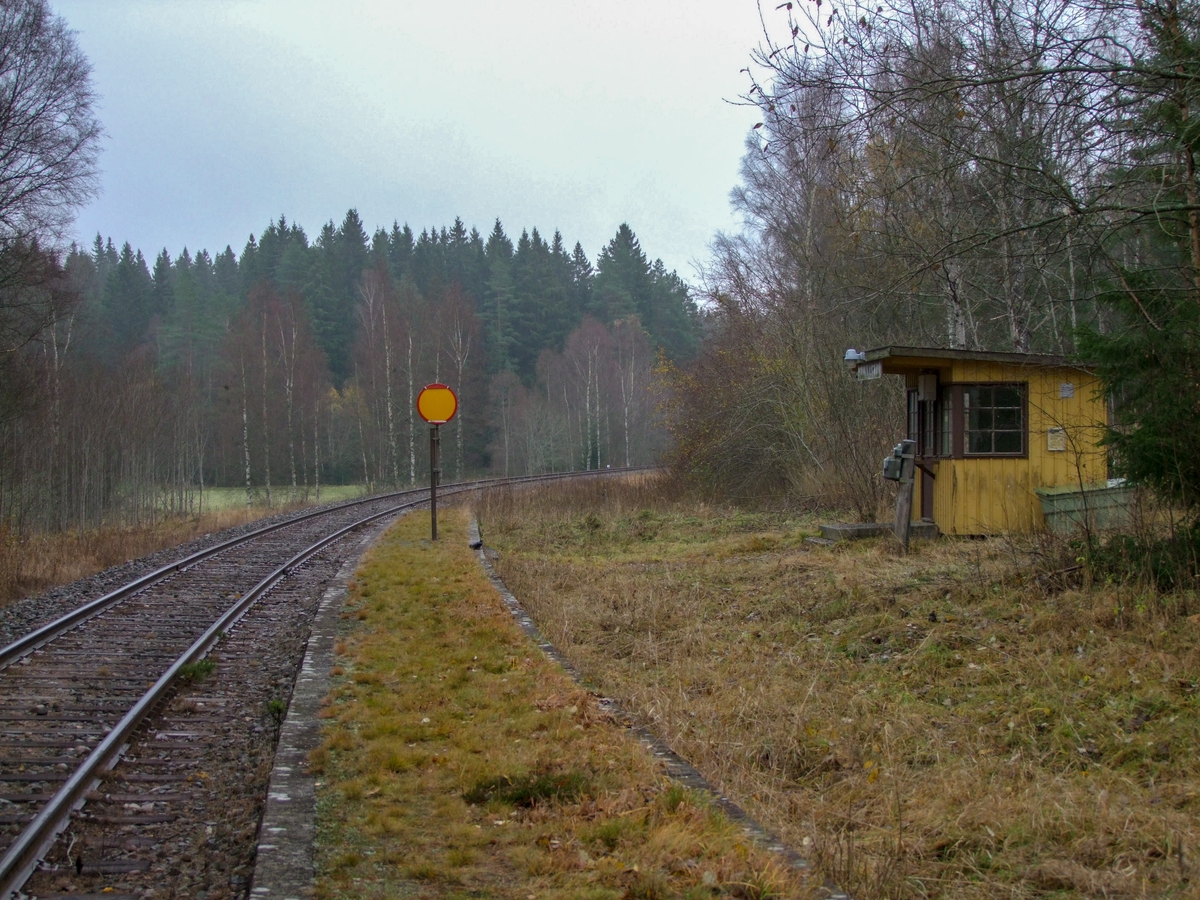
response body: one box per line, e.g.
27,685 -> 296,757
279,314 -> 298,503
260,315 -> 272,508
382,304 -> 398,486
313,394 -> 321,502
407,335 -> 416,485
241,354 -> 252,508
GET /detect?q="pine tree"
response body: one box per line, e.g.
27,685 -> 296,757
91,234 -> 117,285
370,227 -> 390,269
214,246 -> 239,298
276,240 -> 311,296
594,224 -> 699,361
484,220 -> 516,374
509,227 -> 575,380
101,242 -> 155,354
239,232 -> 260,295
388,222 -> 414,281
593,224 -> 647,321
544,229 -> 582,350
446,217 -> 485,301
151,249 -> 174,322
647,260 -> 700,360
193,249 -> 215,299
1075,0 -> 1200,519
338,210 -> 369,290
159,251 -> 203,375
65,242 -> 105,358
252,215 -> 293,288
570,241 -> 593,317
410,227 -> 445,297
305,222 -> 340,383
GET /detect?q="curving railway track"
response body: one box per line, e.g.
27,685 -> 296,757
0,470 -> 624,900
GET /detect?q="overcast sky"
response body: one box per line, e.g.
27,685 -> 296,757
53,1 -> 780,281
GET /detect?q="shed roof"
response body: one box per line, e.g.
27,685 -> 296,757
865,346 -> 1083,366
857,346 -> 1092,374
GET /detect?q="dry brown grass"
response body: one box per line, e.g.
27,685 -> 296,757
0,507 -> 279,605
477,475 -> 1200,899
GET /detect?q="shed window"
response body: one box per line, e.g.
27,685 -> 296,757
964,384 -> 1024,455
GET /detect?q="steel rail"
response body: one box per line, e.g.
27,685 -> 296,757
0,482 -> 460,897
0,468 -> 639,670
0,467 -> 642,896
0,486 -> 429,671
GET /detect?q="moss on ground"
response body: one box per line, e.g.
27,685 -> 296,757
312,507 -> 811,899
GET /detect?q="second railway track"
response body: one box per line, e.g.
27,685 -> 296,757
0,470 -> 628,900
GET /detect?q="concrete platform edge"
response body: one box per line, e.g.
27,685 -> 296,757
247,518 -> 395,900
470,519 -> 852,900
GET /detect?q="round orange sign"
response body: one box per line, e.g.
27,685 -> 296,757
417,383 -> 458,424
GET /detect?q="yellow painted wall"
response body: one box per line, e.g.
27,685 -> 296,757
913,362 -> 1106,535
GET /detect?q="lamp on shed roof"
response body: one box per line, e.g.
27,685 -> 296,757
844,348 -> 866,368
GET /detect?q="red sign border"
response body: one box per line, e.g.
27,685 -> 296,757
417,383 -> 458,424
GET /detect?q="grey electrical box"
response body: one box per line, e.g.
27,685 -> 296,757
882,443 -> 905,481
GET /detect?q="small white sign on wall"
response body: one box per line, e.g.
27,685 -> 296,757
856,360 -> 883,381
1059,382 -> 1075,399
1047,427 -> 1067,452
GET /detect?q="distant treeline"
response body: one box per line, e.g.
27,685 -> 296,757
0,212 -> 699,532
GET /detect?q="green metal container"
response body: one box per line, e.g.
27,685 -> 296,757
1035,481 -> 1134,534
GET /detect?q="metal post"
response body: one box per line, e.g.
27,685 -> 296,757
429,424 -> 440,541
893,439 -> 916,552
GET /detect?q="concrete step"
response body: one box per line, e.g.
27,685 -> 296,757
818,521 -> 939,542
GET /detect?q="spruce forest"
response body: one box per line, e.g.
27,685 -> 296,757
4,2 -> 1200,895
2,0 -> 1200,544
0,213 -> 699,531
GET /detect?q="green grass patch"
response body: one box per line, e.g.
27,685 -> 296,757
176,658 -> 215,682
200,483 -> 367,512
463,771 -> 591,807
313,507 -> 811,899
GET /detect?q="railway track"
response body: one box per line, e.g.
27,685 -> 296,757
0,470 -> 627,900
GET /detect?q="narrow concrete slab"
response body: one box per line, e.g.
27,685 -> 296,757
251,515 -> 853,900
819,521 -> 939,541
470,519 -> 852,900
248,519 -> 395,900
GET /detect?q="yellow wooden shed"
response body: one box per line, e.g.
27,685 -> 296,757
850,346 -> 1108,535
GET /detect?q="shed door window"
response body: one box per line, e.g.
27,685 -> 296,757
908,387 -> 952,458
964,384 -> 1024,455
939,395 -> 953,457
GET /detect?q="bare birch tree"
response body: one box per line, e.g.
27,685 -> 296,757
442,285 -> 479,480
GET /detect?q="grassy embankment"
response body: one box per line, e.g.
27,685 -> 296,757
0,485 -> 365,605
477,475 -> 1200,900
312,507 -> 812,899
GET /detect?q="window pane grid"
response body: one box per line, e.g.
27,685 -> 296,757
965,384 -> 1023,455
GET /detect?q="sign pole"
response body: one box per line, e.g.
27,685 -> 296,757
429,423 -> 440,541
416,383 -> 457,543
